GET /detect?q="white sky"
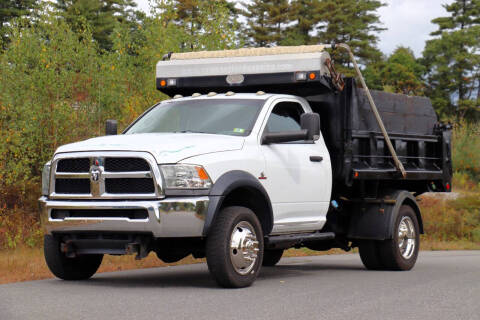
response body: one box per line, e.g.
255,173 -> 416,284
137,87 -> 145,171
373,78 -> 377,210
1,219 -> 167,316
134,0 -> 454,58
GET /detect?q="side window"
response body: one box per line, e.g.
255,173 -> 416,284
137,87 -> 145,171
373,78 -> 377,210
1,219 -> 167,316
266,101 -> 304,133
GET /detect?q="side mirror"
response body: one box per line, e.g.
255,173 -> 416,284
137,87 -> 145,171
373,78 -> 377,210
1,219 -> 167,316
105,119 -> 118,135
301,113 -> 320,140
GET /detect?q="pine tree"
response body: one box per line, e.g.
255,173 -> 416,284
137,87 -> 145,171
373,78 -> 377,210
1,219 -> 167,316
55,0 -> 137,51
166,0 -> 238,51
422,0 -> 480,121
150,0 -> 238,51
0,0 -> 38,46
0,0 -> 37,28
240,0 -> 270,47
315,0 -> 386,72
172,0 -> 200,50
282,0 -> 323,45
241,0 -> 291,47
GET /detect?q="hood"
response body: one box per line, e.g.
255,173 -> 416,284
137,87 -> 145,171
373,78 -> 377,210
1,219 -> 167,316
55,133 -> 245,163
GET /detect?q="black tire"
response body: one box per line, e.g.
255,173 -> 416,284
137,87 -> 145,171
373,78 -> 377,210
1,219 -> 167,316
262,249 -> 284,266
44,235 -> 103,280
358,240 -> 384,270
358,205 -> 420,271
206,206 -> 264,288
377,205 -> 420,270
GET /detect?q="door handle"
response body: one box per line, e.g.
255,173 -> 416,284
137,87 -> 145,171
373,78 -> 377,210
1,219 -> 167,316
310,156 -> 323,162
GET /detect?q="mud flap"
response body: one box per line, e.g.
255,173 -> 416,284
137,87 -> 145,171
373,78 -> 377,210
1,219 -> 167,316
347,190 -> 423,241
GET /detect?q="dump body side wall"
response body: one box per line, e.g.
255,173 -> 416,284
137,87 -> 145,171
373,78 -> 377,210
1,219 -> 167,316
307,78 -> 451,195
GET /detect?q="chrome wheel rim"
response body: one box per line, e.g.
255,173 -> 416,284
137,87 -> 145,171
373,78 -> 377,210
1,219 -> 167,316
230,221 -> 259,275
398,216 -> 416,259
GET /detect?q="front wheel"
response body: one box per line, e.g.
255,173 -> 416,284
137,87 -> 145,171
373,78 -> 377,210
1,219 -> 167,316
206,206 -> 264,288
44,235 -> 103,280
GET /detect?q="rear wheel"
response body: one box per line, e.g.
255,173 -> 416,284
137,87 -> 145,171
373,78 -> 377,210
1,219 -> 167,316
358,205 -> 420,271
206,206 -> 264,288
262,249 -> 284,266
358,240 -> 383,270
44,235 -> 103,280
378,205 -> 420,270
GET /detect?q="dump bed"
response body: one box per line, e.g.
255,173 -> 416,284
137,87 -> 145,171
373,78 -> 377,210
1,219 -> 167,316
307,78 -> 452,193
156,46 -> 452,194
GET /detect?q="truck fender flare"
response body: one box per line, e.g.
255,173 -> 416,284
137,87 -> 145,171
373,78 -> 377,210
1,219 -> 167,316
203,170 -> 273,237
386,190 -> 424,238
347,190 -> 424,241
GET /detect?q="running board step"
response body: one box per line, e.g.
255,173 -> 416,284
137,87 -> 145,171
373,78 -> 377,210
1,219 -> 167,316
266,232 -> 335,250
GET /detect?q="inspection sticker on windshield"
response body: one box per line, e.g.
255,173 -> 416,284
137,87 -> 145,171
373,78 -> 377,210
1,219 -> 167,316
233,128 -> 245,133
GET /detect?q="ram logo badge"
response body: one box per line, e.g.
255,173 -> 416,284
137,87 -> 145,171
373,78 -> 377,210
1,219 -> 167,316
90,168 -> 100,182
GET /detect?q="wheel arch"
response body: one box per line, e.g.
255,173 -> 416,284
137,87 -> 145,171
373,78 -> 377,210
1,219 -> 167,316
397,194 -> 424,235
348,189 -> 424,241
203,171 -> 273,237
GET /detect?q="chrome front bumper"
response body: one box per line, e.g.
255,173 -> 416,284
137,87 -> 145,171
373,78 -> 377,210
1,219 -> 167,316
39,196 -> 209,238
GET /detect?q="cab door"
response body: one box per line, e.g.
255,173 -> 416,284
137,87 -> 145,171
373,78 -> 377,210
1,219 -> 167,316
259,98 -> 332,234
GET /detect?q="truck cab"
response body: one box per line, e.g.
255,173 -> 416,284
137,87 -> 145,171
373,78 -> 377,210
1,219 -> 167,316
40,45 -> 451,287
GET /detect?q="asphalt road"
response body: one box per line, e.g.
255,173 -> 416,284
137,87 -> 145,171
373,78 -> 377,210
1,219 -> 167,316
1,251 -> 479,320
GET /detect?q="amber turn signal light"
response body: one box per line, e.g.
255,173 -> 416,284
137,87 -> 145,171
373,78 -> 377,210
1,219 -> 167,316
195,166 -> 210,180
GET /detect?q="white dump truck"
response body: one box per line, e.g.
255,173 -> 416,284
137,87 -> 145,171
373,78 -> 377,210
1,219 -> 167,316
40,45 -> 452,287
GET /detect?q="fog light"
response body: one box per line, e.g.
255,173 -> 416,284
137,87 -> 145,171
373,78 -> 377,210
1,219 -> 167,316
167,78 -> 177,86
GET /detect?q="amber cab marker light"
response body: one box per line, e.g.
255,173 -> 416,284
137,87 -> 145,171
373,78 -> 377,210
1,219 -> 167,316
308,72 -> 316,80
195,166 -> 210,180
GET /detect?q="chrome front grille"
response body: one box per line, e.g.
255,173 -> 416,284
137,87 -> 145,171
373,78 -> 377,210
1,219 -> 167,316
49,152 -> 163,199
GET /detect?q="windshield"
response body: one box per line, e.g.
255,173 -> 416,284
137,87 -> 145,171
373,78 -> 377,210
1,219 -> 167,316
125,99 -> 264,136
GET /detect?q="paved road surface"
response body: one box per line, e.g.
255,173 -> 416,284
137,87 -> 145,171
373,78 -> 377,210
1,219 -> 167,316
1,251 -> 479,320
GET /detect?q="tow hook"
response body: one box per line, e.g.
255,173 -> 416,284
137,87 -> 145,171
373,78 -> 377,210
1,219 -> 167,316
125,239 -> 150,260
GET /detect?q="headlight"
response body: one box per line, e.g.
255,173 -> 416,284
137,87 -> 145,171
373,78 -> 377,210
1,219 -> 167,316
160,164 -> 212,189
42,161 -> 51,196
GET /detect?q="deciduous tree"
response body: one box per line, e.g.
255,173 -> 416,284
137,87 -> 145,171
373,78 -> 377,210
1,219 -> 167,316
365,47 -> 425,95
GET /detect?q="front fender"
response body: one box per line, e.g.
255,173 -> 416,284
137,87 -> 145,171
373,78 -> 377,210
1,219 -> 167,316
203,170 -> 273,236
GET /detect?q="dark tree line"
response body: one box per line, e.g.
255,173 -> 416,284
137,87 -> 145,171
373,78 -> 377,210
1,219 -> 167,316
0,0 -> 478,121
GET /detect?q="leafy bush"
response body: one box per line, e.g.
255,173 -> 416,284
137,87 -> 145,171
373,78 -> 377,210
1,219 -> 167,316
0,4 -> 236,249
452,123 -> 480,184
421,195 -> 480,242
